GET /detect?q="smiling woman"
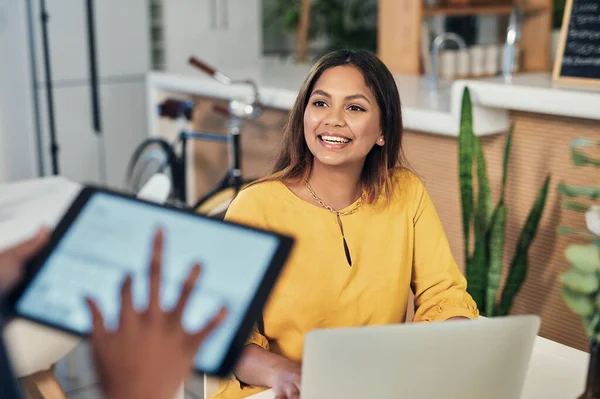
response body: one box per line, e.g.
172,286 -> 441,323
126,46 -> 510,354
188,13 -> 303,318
211,50 -> 479,399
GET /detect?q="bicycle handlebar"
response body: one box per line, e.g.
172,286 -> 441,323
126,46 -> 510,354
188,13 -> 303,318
188,55 -> 261,109
188,56 -> 232,85
212,104 -> 230,117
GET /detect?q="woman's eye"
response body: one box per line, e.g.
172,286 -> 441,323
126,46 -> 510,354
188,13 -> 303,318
348,105 -> 365,112
313,100 -> 327,107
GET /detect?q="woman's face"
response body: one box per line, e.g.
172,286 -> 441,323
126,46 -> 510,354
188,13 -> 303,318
303,65 -> 384,169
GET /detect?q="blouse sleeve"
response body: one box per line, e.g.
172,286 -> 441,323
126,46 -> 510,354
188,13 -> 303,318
223,187 -> 271,349
410,180 -> 480,322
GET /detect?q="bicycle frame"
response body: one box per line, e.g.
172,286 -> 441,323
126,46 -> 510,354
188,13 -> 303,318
185,57 -> 262,211
175,118 -> 252,211
138,56 -> 262,211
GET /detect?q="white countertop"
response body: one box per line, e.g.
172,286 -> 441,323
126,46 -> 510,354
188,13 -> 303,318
458,73 -> 600,122
147,58 -> 600,138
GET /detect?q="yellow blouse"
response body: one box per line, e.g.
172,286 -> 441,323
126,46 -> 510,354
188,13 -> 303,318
212,168 -> 479,399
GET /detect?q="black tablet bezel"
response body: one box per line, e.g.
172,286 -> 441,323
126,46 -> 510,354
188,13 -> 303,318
5,185 -> 293,377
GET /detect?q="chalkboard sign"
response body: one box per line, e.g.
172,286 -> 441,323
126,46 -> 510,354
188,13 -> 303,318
553,0 -> 600,87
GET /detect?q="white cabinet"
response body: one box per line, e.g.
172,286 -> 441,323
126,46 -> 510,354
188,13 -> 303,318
218,0 -> 262,68
163,0 -> 215,74
31,0 -> 89,82
101,80 -> 147,188
32,0 -> 151,81
163,0 -> 261,75
29,0 -> 151,188
95,0 -> 151,77
37,81 -> 147,188
37,85 -> 102,183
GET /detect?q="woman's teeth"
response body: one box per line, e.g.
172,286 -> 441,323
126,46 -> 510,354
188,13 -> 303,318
320,135 -> 351,144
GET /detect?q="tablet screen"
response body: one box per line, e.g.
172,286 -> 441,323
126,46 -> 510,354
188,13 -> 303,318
14,190 -> 282,374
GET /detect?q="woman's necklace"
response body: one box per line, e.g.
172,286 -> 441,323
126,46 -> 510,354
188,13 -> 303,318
304,180 -> 363,266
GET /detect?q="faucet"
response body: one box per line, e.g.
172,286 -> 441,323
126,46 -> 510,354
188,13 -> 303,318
502,7 -> 523,81
427,32 -> 467,89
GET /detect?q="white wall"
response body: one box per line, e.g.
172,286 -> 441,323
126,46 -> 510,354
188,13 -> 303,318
0,0 -> 37,182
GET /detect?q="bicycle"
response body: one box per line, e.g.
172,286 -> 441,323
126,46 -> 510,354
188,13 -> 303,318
125,56 -> 268,219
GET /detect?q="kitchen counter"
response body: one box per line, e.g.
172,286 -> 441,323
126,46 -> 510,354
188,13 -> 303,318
147,58 -> 600,138
457,73 -> 600,122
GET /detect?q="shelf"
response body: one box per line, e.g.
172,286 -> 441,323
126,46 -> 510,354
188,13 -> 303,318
423,4 -> 513,16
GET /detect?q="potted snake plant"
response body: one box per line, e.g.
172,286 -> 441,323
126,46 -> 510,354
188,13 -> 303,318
458,87 -> 550,317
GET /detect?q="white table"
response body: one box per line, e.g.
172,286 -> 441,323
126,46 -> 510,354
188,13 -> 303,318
0,176 -> 82,376
0,177 -> 591,398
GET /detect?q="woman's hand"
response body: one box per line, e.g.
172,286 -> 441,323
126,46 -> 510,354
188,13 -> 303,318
0,227 -> 50,294
269,359 -> 302,399
86,228 -> 227,399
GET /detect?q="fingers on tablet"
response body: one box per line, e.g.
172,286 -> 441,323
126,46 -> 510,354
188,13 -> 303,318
148,228 -> 164,316
172,263 -> 201,321
86,297 -> 106,338
119,275 -> 134,326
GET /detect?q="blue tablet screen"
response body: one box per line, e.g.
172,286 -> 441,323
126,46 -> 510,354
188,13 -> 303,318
15,191 -> 280,373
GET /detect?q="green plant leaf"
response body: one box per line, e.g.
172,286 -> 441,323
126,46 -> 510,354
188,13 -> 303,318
562,287 -> 595,316
562,200 -> 589,212
571,138 -> 600,167
557,226 -> 597,239
558,184 -> 600,199
468,228 -> 488,314
459,87 -> 475,267
500,125 -> 514,201
474,139 -> 493,241
486,202 -> 506,316
283,9 -> 300,31
566,244 -> 600,272
584,312 -> 600,338
497,176 -> 551,315
572,151 -> 600,167
560,268 -> 599,294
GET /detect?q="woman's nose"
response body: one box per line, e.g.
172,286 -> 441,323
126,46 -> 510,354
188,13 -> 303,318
324,106 -> 345,127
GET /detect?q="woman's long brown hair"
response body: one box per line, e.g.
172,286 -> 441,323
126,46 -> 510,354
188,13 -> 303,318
254,50 -> 406,204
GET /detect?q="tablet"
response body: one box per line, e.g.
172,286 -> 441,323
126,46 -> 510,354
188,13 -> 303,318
5,186 -> 293,377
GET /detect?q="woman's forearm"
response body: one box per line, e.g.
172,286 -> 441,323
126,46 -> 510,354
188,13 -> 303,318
233,344 -> 299,388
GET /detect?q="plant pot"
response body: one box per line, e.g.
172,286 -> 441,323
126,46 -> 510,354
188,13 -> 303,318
578,338 -> 600,399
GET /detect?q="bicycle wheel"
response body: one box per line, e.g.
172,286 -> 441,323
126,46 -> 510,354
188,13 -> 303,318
125,138 -> 180,199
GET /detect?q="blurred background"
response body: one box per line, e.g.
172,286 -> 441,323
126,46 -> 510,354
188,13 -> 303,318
2,0 -> 600,398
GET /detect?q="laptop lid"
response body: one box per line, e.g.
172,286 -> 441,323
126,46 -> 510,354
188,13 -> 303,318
301,315 -> 540,399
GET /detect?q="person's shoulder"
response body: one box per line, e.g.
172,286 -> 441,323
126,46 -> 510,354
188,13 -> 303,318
224,181 -> 278,226
235,180 -> 282,203
227,179 -> 283,214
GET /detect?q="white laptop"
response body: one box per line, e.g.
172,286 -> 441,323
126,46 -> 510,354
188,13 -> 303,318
249,315 -> 540,399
